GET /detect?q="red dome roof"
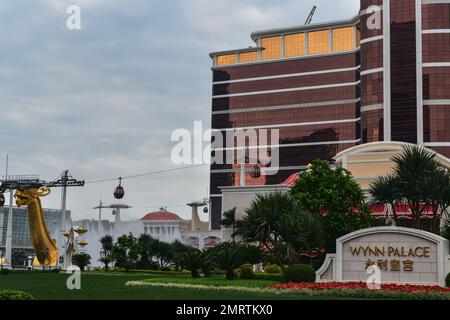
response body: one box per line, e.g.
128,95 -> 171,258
141,209 -> 183,221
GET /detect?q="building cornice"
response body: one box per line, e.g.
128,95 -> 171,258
249,14 -> 360,42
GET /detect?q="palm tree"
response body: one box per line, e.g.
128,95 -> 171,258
181,249 -> 209,278
210,243 -> 244,280
235,191 -> 321,270
369,174 -> 401,225
370,145 -> 450,232
392,145 -> 440,227
423,168 -> 450,233
99,235 -> 113,271
72,253 -> 91,271
220,207 -> 237,242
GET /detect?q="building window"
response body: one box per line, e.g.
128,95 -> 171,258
238,51 -> 259,63
217,54 -> 237,65
308,30 -> 330,55
261,36 -> 282,60
284,33 -> 306,57
356,28 -> 361,48
332,27 -> 355,52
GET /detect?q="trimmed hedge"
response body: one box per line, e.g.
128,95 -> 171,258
264,264 -> 280,274
446,273 -> 450,288
237,264 -> 254,279
283,264 -> 316,283
0,269 -> 60,275
0,290 -> 34,300
253,272 -> 282,282
90,268 -> 191,275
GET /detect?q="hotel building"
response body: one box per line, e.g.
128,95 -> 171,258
0,207 -> 67,266
208,0 -> 450,230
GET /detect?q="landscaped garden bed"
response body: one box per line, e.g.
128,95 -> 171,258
269,282 -> 450,300
126,278 -> 450,300
127,276 -> 277,288
126,277 -> 279,294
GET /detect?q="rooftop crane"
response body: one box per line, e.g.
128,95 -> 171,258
304,5 -> 317,25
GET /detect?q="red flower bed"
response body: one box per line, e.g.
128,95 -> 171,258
269,282 -> 450,294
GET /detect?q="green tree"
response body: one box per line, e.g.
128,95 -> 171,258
99,235 -> 114,271
210,243 -> 242,280
111,233 -> 140,271
441,215 -> 450,241
152,240 -> 174,269
210,243 -> 262,280
369,174 -> 401,225
392,145 -> 441,228
220,207 -> 237,243
370,145 -> 450,233
291,160 -> 373,253
423,168 -> 450,233
236,191 -> 324,270
137,234 -> 156,269
171,240 -> 191,271
181,249 -> 210,278
72,253 -> 91,271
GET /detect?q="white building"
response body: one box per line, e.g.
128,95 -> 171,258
73,206 -> 221,267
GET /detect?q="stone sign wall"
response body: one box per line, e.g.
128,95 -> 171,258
317,227 -> 450,286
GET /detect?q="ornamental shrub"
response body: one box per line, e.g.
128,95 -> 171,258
0,290 -> 34,300
264,264 -> 280,274
237,264 -> 254,279
253,272 -> 282,282
283,264 -> 316,283
446,273 -> 450,288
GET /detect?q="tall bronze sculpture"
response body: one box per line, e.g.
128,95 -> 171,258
15,187 -> 58,266
0,173 -> 84,268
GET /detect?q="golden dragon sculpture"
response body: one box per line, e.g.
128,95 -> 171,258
15,187 -> 58,266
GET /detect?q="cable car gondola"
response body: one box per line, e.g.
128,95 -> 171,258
113,177 -> 125,199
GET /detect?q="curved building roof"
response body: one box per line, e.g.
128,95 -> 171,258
141,208 -> 184,222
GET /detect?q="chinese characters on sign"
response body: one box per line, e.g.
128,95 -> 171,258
350,246 -> 431,273
365,259 -> 414,272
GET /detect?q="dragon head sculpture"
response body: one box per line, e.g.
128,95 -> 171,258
15,187 -> 51,207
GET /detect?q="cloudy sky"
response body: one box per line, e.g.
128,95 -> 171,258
0,0 -> 359,221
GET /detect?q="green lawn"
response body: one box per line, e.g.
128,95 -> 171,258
0,273 -> 341,300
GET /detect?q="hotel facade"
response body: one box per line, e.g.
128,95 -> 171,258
208,0 -> 450,230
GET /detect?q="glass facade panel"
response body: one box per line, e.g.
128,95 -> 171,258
213,54 -> 357,82
361,40 -> 383,70
239,51 -> 259,63
308,30 -> 330,55
361,109 -> 384,143
284,33 -> 306,57
361,72 -> 383,106
422,4 -> 450,30
217,54 -> 236,65
390,0 -> 417,143
213,71 -> 357,96
213,104 -> 357,129
356,28 -> 361,47
423,68 -> 450,100
423,105 -> 450,143
423,34 -> 450,64
261,36 -> 282,60
332,27 -> 355,52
